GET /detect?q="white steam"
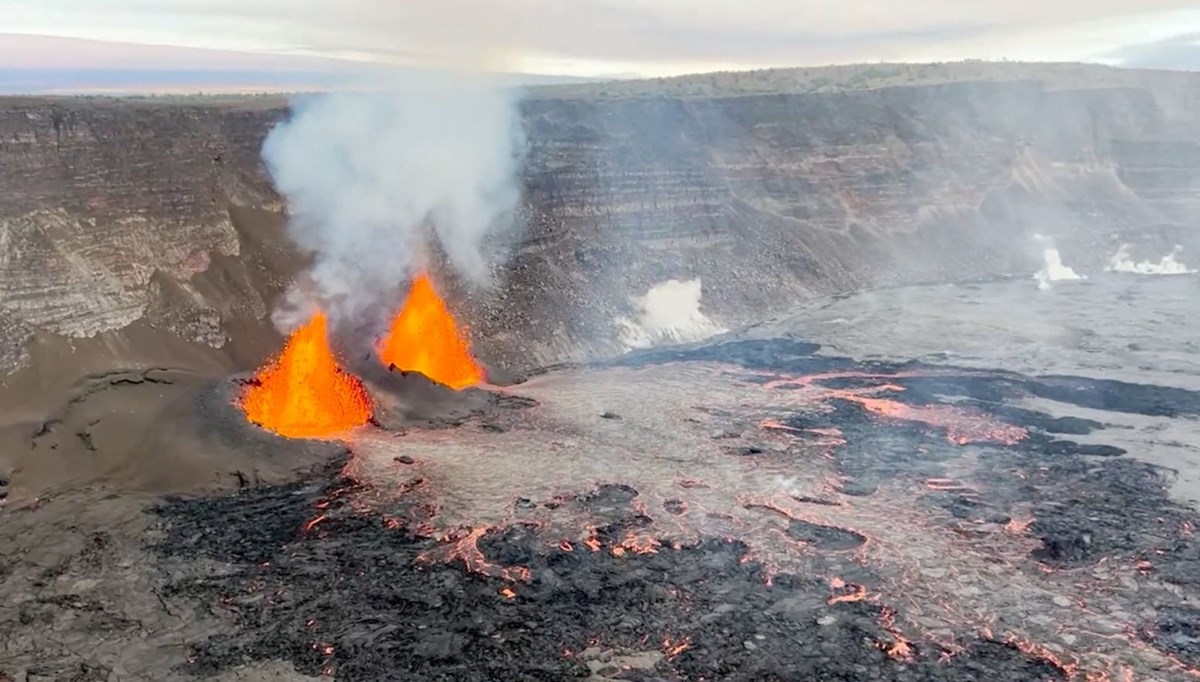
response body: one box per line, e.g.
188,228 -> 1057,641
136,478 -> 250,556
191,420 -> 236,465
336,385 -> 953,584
1031,234 -> 1084,291
1106,244 -> 1197,275
617,279 -> 726,349
262,74 -> 524,330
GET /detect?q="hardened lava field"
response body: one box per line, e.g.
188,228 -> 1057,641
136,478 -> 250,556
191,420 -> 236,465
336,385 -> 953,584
6,338 -> 1200,681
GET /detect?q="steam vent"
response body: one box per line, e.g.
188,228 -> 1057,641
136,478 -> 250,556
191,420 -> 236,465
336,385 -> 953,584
4,61 -> 1200,682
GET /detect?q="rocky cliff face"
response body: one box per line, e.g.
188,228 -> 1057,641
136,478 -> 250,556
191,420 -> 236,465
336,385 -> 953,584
0,99 -> 282,372
2,68 -> 1199,380
495,74 -> 1200,367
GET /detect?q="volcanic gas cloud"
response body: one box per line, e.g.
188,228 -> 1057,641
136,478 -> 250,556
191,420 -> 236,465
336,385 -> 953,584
241,274 -> 483,438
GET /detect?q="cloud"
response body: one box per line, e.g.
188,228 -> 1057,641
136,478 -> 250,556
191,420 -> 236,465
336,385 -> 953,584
0,33 -> 374,71
1106,32 -> 1200,70
5,0 -> 1200,76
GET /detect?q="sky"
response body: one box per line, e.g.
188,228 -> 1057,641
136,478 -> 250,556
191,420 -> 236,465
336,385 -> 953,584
3,0 -> 1200,91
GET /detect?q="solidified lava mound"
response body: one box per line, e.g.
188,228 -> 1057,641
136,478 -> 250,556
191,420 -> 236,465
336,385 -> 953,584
353,358 -> 536,431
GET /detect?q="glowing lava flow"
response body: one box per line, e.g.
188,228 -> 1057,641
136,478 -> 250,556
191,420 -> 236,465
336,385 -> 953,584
378,273 -> 484,389
241,313 -> 372,439
764,373 -> 1028,446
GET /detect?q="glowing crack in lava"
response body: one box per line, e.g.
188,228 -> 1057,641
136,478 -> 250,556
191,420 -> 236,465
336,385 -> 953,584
378,272 -> 484,389
241,312 -> 372,439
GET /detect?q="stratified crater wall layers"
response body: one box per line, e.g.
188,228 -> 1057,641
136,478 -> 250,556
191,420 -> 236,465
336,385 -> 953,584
2,65 -> 1199,377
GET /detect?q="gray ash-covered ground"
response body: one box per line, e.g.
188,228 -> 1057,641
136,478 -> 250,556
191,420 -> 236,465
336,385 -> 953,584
138,335 -> 1200,681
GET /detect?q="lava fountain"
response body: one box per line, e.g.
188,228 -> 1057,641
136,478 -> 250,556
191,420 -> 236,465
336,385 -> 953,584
378,273 -> 484,389
241,312 -> 373,439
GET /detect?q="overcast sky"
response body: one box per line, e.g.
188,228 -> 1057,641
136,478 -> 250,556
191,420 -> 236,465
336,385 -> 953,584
4,0 -> 1200,79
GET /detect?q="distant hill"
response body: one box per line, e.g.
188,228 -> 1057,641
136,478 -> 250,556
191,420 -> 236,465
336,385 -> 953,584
528,60 -> 1199,99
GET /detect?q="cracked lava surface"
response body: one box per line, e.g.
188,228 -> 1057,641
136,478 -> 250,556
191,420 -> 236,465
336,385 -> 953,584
5,337 -> 1200,681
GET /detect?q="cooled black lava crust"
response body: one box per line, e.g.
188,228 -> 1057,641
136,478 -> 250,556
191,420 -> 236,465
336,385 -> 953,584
153,338 -> 1200,681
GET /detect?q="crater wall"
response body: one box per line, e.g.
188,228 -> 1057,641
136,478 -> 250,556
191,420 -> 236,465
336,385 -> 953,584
2,66 -> 1199,380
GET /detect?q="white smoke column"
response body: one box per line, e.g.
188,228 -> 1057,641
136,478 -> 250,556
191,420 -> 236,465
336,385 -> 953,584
1031,234 -> 1084,291
617,279 -> 726,349
262,73 -> 525,329
1106,244 -> 1198,275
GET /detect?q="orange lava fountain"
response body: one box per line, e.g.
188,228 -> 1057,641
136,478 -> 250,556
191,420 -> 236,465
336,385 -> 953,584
378,273 -> 484,389
241,312 -> 372,439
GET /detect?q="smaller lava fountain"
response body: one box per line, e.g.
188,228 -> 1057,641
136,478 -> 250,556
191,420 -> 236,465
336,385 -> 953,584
378,272 -> 484,389
241,312 -> 373,439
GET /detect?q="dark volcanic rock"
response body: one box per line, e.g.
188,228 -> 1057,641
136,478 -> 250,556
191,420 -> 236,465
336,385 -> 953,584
839,480 -> 879,497
1032,531 -> 1096,563
1143,606 -> 1200,667
784,520 -> 867,550
153,468 -> 1070,682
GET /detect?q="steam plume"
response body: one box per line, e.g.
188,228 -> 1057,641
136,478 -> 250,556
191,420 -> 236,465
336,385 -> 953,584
1031,234 -> 1084,291
617,279 -> 726,349
262,73 -> 525,330
1106,244 -> 1197,275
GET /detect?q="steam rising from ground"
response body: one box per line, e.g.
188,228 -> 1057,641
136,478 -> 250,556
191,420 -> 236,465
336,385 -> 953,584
617,278 -> 726,349
262,74 -> 525,330
1106,244 -> 1197,275
1032,234 -> 1084,291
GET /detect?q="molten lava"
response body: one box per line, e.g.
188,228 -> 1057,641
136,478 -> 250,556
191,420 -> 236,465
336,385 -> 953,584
241,313 -> 372,439
378,272 -> 484,389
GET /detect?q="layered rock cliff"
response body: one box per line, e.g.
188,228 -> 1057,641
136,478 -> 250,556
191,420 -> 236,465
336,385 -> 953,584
2,64 -> 1199,381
